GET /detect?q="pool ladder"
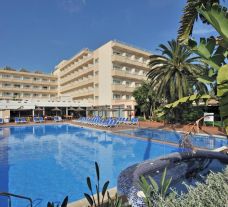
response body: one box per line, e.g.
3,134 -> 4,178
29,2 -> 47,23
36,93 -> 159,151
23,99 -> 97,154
0,192 -> 33,207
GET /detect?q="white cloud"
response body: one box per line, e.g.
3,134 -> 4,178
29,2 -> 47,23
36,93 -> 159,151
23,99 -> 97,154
59,0 -> 86,13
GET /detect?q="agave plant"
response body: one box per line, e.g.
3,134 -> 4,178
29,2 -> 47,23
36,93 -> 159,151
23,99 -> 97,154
139,168 -> 172,207
84,162 -> 122,207
47,196 -> 68,207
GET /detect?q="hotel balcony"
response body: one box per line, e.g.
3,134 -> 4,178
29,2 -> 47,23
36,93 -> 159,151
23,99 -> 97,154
72,90 -> 94,99
0,77 -> 58,86
111,84 -> 135,93
60,78 -> 94,93
112,99 -> 136,105
60,55 -> 94,78
0,87 -> 57,94
112,54 -> 149,70
60,65 -> 96,86
112,69 -> 146,81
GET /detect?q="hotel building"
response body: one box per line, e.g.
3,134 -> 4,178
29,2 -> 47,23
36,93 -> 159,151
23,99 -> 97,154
0,40 -> 152,117
53,40 -> 152,115
0,70 -> 58,100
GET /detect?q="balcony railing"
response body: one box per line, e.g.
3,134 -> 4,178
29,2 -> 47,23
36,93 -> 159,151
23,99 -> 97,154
112,84 -> 135,93
60,78 -> 94,93
112,54 -> 150,69
112,69 -> 146,81
60,65 -> 95,85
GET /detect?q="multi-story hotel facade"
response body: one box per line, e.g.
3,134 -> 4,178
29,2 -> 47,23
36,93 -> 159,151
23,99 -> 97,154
0,40 -> 152,117
53,40 -> 152,115
0,70 -> 58,100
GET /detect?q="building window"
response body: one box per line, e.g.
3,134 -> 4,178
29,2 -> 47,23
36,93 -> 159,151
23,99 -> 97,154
113,64 -> 122,70
24,93 -> 31,97
14,84 -> 21,88
13,76 -> 21,80
113,79 -> 121,85
125,81 -> 130,86
13,93 -> 20,97
3,83 -> 11,87
113,94 -> 121,100
94,58 -> 99,64
2,74 -> 11,78
113,50 -> 122,55
42,86 -> 48,90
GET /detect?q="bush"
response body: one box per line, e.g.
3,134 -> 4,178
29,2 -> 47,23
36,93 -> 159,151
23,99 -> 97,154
165,167 -> 228,207
140,167 -> 228,207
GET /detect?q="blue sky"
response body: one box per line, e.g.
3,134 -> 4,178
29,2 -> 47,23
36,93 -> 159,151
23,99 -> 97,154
0,0 -> 226,73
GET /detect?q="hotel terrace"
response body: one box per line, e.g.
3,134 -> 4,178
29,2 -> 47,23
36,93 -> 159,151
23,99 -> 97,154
0,40 -> 152,120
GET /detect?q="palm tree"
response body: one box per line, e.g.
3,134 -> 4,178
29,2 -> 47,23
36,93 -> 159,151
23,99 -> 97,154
178,0 -> 220,42
147,39 -> 208,103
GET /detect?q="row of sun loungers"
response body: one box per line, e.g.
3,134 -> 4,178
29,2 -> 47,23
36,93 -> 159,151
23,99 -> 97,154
14,116 -> 62,124
74,116 -> 138,127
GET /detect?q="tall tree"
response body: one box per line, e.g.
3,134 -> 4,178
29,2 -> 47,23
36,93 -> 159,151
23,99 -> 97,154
133,81 -> 157,119
147,39 -> 208,103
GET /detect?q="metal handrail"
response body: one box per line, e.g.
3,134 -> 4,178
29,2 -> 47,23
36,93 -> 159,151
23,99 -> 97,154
0,192 -> 33,207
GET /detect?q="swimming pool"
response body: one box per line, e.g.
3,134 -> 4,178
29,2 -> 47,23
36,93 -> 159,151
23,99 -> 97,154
118,128 -> 228,149
0,124 -> 181,206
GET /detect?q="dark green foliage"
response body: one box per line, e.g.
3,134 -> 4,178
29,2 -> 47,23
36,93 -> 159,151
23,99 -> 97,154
178,0 -> 220,42
47,196 -> 68,207
148,40 -> 209,103
84,162 -> 122,207
165,167 -> 228,207
139,168 -> 172,207
140,167 -> 228,207
132,81 -> 158,119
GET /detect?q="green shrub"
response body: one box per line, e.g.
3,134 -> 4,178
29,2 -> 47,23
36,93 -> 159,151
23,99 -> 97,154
140,167 -> 228,207
165,167 -> 228,207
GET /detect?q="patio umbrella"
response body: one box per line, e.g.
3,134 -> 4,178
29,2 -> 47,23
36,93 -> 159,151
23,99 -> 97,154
35,107 -> 43,117
51,107 -> 61,116
74,107 -> 85,112
68,107 -> 76,111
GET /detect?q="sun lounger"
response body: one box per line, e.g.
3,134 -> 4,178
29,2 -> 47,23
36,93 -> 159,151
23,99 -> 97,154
33,117 -> 40,123
20,117 -> 27,124
15,117 -> 21,124
39,117 -> 44,122
54,116 -> 62,122
131,118 -> 138,125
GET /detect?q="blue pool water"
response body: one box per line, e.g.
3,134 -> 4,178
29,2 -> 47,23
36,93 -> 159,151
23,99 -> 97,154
119,128 -> 228,150
0,124 -> 181,206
